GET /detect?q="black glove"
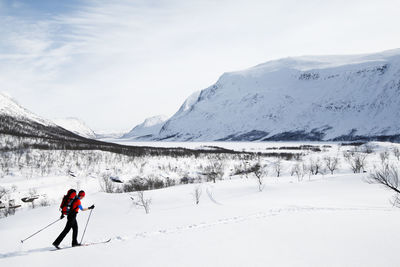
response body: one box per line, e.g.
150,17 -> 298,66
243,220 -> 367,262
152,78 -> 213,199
60,214 -> 65,219
88,205 -> 95,210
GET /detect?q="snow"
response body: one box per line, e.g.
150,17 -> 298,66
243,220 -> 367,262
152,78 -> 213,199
1,142 -> 400,266
53,117 -> 97,139
121,115 -> 169,139
0,92 -> 53,127
153,49 -> 400,141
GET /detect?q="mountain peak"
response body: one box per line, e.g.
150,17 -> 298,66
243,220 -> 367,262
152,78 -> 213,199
53,117 -> 96,139
153,49 -> 400,142
0,92 -> 53,127
122,115 -> 169,140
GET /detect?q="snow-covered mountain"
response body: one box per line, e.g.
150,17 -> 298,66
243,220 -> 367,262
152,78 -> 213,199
95,131 -> 125,140
154,49 -> 400,141
0,92 -> 53,127
0,92 -> 93,146
53,117 -> 96,139
121,115 -> 169,140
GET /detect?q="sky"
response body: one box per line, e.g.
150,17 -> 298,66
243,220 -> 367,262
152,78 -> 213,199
0,0 -> 399,133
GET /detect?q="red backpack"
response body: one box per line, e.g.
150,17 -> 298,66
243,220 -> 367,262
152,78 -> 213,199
60,189 -> 77,215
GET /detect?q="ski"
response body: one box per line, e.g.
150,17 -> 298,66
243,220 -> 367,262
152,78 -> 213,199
51,238 -> 111,251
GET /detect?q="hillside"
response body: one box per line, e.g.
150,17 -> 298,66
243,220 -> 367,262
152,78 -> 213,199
154,49 -> 400,142
53,118 -> 97,139
121,115 -> 168,140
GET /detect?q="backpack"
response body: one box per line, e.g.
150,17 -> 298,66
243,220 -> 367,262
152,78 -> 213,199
60,189 -> 77,215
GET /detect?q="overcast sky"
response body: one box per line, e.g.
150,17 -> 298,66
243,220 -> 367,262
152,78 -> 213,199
1,0 -> 399,132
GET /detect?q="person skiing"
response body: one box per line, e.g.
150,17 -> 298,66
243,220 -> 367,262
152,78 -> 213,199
53,190 -> 95,249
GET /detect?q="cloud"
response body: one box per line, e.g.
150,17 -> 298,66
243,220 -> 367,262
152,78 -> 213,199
0,0 -> 400,131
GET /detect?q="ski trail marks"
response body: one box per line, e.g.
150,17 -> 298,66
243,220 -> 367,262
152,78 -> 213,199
114,205 -> 395,242
206,187 -> 222,205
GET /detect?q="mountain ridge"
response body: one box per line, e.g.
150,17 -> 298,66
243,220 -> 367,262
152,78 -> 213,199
151,49 -> 400,142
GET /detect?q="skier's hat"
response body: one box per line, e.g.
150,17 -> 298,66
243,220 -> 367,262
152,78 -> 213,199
78,190 -> 85,198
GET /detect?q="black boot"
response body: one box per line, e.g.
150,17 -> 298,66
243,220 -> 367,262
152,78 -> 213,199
52,242 -> 60,249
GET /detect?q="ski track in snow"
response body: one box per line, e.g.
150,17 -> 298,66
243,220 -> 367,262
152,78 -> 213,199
0,205 -> 395,260
206,187 -> 222,205
112,205 -> 394,242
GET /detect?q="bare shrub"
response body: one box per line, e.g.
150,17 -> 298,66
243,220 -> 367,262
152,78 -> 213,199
123,176 -> 165,192
146,175 -> 165,190
28,188 -> 39,209
0,186 -> 20,218
192,185 -> 202,205
343,149 -> 367,173
393,147 -> 400,161
379,151 -> 390,164
361,143 -> 374,154
291,162 -> 306,181
324,156 -> 340,175
253,163 -> 268,192
38,197 -> 51,207
130,191 -> 151,214
308,158 -> 322,176
123,177 -> 146,192
273,159 -> 282,177
204,159 -> 225,183
99,174 -> 117,193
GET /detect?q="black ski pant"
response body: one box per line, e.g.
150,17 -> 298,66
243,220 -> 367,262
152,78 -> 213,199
53,213 -> 79,246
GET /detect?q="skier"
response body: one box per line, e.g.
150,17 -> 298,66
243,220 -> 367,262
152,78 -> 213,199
53,190 -> 95,249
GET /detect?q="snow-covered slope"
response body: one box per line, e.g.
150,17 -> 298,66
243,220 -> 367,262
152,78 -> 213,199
0,92 -> 97,146
156,49 -> 400,141
0,92 -> 53,127
1,168 -> 399,266
121,115 -> 169,140
53,117 -> 96,139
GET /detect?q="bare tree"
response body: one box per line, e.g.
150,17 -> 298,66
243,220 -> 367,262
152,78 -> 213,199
205,158 -> 225,183
192,185 -> 202,205
393,147 -> 400,161
274,159 -> 282,177
343,149 -> 367,173
367,163 -> 400,207
379,151 -> 390,164
99,174 -> 117,193
253,163 -> 268,192
28,188 -> 38,209
308,158 -> 322,177
292,162 -> 306,182
0,186 -> 20,217
130,191 -> 152,214
324,156 -> 340,175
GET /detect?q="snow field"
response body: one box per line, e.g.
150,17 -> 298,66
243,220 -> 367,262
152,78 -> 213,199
1,141 -> 400,266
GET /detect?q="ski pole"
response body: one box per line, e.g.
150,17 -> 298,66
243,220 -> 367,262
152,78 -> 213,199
80,209 -> 93,244
21,218 -> 62,243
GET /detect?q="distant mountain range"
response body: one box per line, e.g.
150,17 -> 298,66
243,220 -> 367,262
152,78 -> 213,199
53,117 -> 97,139
0,92 -> 88,144
3,48 -> 400,143
0,93 -> 211,157
121,115 -> 168,140
142,49 -> 400,142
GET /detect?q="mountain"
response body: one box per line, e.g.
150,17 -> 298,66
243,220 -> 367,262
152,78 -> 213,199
0,92 -> 53,127
53,117 -> 96,139
121,115 -> 169,140
154,49 -> 400,142
0,92 -> 94,147
0,92 -> 209,157
95,131 -> 125,140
